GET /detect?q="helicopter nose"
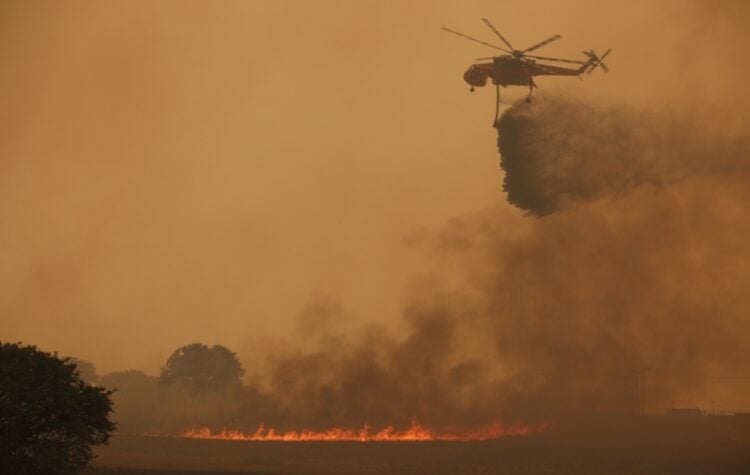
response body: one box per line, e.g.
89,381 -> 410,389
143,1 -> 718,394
463,65 -> 488,87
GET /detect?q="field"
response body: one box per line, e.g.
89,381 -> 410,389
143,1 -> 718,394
88,417 -> 750,475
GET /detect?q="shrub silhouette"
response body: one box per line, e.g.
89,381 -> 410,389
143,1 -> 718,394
0,342 -> 115,473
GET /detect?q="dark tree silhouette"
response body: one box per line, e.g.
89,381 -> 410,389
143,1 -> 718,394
0,342 -> 115,473
160,343 -> 245,394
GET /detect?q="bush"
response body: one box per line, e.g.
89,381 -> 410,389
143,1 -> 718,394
0,342 -> 115,473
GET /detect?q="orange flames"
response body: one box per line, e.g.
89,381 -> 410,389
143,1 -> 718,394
178,420 -> 544,442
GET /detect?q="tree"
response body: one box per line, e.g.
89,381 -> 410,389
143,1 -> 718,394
0,342 -> 115,473
160,343 -> 244,395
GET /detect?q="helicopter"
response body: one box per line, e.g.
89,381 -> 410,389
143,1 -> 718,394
443,18 -> 610,113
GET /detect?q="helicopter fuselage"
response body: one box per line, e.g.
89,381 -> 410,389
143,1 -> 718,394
463,57 -> 583,89
464,63 -> 531,87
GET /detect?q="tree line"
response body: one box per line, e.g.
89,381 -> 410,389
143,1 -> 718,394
0,341 -> 249,473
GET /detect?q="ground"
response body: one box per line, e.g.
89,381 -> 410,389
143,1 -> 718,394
89,417 -> 750,475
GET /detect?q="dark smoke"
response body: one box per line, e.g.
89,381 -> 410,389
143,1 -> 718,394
105,96 -> 750,432
496,96 -> 750,216
257,300 -> 502,430
436,180 -> 750,417
254,96 -> 750,426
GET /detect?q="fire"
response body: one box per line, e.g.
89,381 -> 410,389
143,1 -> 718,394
178,420 -> 544,442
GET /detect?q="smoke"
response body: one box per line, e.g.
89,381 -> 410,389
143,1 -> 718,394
496,96 -> 750,216
97,93 -> 750,433
447,96 -> 750,415
246,96 -> 750,426
444,178 -> 750,415
149,98 -> 750,431
13,1 -> 747,433
250,302 -> 464,429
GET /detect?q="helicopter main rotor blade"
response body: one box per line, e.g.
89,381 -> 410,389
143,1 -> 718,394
441,27 -> 511,53
523,34 -> 562,53
481,18 -> 514,51
525,54 -> 585,64
599,48 -> 612,61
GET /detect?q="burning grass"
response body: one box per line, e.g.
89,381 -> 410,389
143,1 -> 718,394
172,420 -> 545,442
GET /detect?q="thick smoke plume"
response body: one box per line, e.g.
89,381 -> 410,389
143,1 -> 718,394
104,96 -> 750,433
255,300 -> 503,430
496,96 -> 750,216
249,96 -> 750,427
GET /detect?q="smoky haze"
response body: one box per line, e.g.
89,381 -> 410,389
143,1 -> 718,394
260,151 -> 750,426
2,0 -> 750,428
436,137 -> 750,417
245,0 -> 750,425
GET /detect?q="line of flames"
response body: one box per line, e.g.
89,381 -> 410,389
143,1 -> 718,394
178,420 -> 544,442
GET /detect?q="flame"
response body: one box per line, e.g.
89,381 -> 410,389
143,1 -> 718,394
177,420 -> 544,442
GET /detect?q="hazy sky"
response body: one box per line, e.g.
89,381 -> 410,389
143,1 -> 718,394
1,0 -> 747,374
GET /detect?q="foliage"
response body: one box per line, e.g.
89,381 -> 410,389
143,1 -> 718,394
160,343 -> 245,395
0,342 -> 115,474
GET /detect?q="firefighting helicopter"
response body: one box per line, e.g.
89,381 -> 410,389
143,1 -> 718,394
443,18 -> 610,116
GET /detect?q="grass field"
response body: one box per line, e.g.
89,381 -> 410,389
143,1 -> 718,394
88,417 -> 750,475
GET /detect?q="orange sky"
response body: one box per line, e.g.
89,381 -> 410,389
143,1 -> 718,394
1,0 -> 747,374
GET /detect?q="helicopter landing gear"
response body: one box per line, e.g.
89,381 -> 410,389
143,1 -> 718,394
470,86 -> 475,92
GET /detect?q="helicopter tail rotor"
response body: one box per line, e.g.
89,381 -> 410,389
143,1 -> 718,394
583,48 -> 611,74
